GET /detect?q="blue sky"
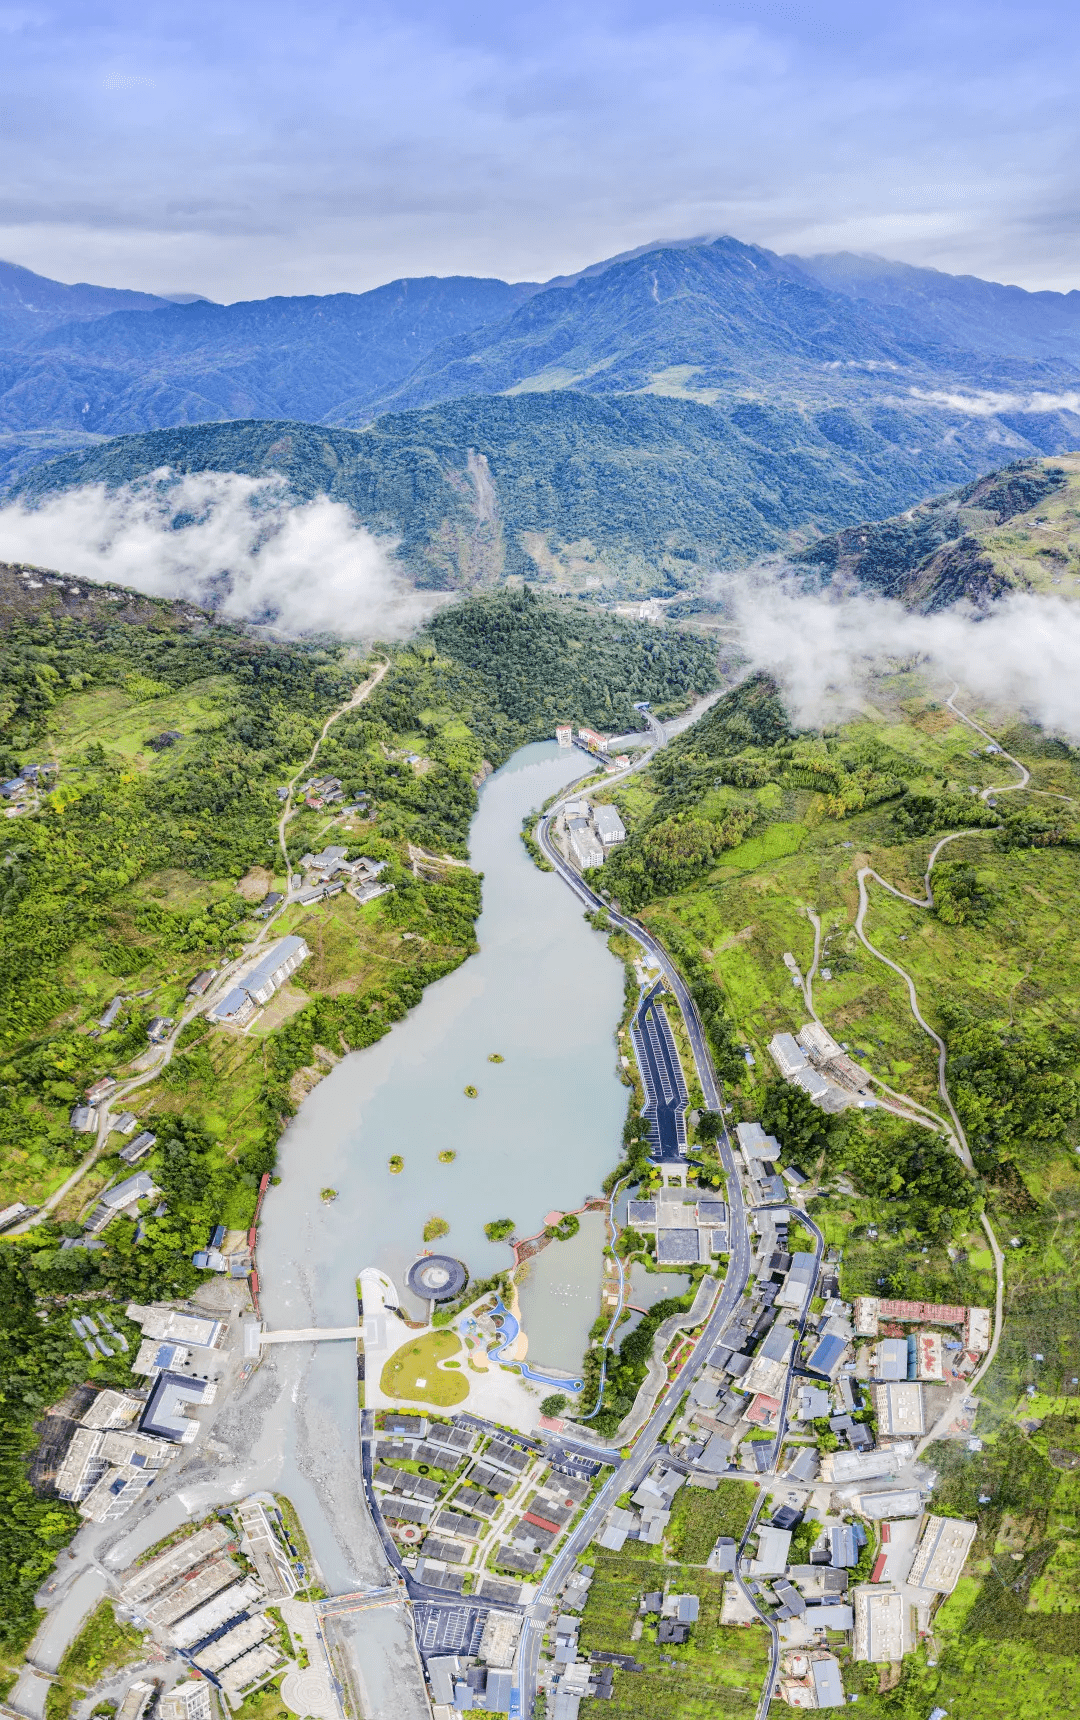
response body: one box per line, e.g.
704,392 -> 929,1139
1,0 -> 1077,301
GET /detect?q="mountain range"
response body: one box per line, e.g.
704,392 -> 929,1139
3,236 -> 1079,592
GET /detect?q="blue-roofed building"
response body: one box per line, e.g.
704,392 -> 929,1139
804,1333 -> 848,1379
139,1371 -> 215,1443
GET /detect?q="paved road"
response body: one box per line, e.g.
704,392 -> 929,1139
513,800 -> 759,1716
521,762 -> 835,1720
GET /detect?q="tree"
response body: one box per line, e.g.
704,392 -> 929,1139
541,1393 -> 569,1417
696,1110 -> 723,1144
484,1218 -> 516,1242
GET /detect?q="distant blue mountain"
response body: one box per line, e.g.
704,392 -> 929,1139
790,251 -> 1080,365
4,237 -> 1079,593
0,273 -> 537,440
0,257 -> 173,342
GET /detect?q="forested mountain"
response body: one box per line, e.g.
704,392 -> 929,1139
4,237 -> 1080,594
0,258 -> 173,343
793,451 -> 1080,610
0,274 -> 535,447
10,395 -> 1026,592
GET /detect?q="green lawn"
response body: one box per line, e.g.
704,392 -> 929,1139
380,1330 -> 469,1407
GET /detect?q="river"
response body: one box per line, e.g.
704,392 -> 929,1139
153,741 -> 634,1713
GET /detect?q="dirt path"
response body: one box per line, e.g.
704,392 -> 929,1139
804,684 -> 1021,1409
277,658 -> 389,874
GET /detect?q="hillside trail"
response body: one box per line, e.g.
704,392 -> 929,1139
277,656 -> 389,874
801,684 -> 1031,1425
13,659 -> 390,1236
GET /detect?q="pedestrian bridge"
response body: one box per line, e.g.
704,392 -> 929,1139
244,1321 -> 362,1357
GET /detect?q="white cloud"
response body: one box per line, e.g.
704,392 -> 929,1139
909,386 -> 1080,416
726,574 -> 1080,741
0,471 -> 430,638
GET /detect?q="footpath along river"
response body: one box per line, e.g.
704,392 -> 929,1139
144,740 -> 634,1716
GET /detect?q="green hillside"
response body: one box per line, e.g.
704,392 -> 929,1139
796,451 -> 1080,608
9,392 -> 1023,596
582,668 -> 1080,1720
0,570 -> 713,1650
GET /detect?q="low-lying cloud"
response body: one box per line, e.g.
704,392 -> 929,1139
727,576 -> 1080,741
910,386 -> 1080,417
0,470 -> 429,637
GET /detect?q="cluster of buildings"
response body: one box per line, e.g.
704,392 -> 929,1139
1,759 -> 54,814
293,846 -> 389,908
208,934 -> 311,1028
557,797 -> 627,871
855,1297 -> 991,1383
371,1413 -> 596,1588
735,1119 -> 810,1207
555,724 -> 631,772
53,1305 -> 224,1521
287,774 -> 362,811
627,1189 -> 729,1266
114,1500 -> 299,1706
769,1022 -> 877,1114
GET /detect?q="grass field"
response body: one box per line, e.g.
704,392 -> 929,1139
380,1330 -> 469,1407
667,1481 -> 758,1565
578,1549 -> 769,1719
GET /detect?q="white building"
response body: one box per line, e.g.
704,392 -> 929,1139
555,725 -> 573,747
568,824 -> 604,869
769,1034 -> 808,1079
592,804 -> 626,845
907,1515 -> 977,1594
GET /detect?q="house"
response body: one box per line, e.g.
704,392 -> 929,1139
99,997 -> 125,1030
916,1330 -> 944,1381
751,1525 -> 792,1575
744,1324 -> 796,1397
210,985 -> 256,1026
86,1172 -> 161,1232
577,727 -> 609,752
795,1384 -> 831,1421
86,1076 -> 117,1105
803,1333 -> 847,1380
776,1252 -> 818,1313
187,971 -> 214,996
0,1200 -> 31,1230
70,1105 -> 96,1133
858,1488 -> 923,1519
127,1303 -> 225,1348
874,1338 -> 908,1381
147,1017 -> 173,1043
556,725 -> 573,746
119,1130 -> 157,1166
593,804 -> 626,845
110,1111 -> 138,1136
139,1371 -> 216,1443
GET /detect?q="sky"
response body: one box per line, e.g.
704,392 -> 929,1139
0,0 -> 1078,303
